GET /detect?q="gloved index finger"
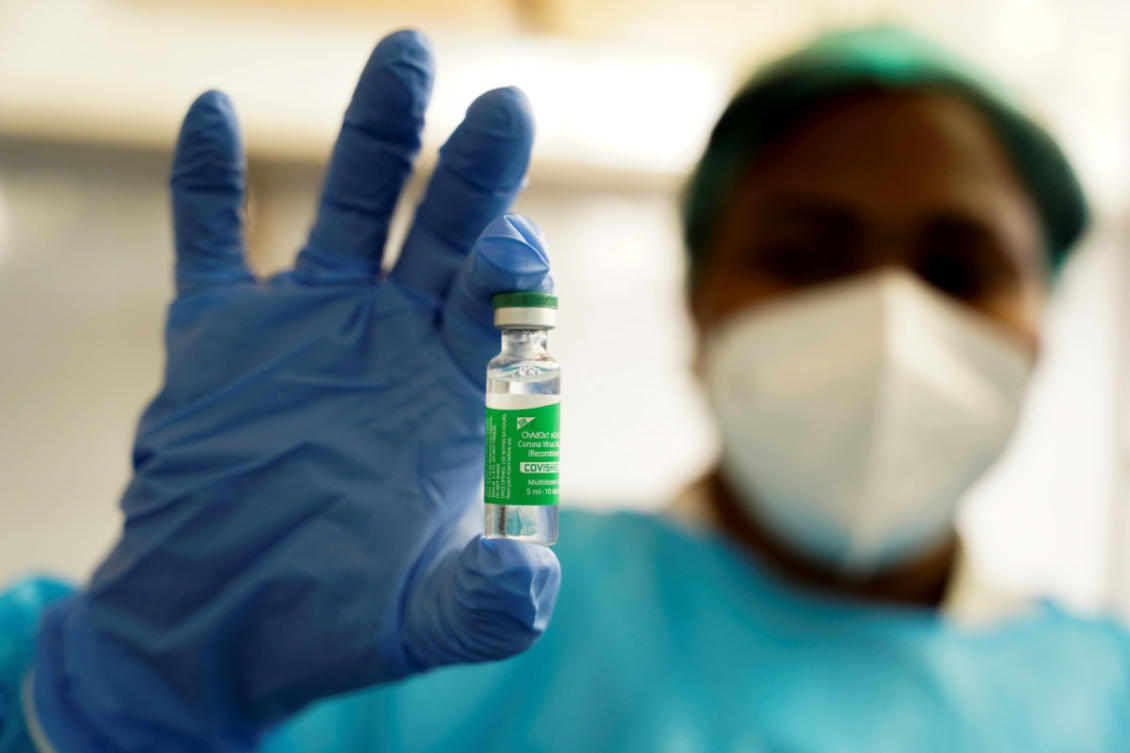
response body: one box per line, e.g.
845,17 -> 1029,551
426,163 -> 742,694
441,214 -> 553,386
294,30 -> 435,283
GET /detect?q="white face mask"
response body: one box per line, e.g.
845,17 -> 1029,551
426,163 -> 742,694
702,269 -> 1034,577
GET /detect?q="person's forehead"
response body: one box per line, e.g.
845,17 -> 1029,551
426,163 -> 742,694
741,89 -> 1036,226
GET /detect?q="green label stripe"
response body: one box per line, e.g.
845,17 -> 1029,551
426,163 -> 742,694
485,401 -> 560,506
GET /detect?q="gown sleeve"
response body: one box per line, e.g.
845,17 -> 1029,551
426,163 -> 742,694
0,577 -> 74,753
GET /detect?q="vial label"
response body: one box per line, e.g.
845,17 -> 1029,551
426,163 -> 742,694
485,394 -> 560,506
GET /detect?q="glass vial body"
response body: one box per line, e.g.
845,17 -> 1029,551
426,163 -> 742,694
484,327 -> 560,545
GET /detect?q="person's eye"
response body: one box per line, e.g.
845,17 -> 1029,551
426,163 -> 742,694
914,221 -> 1022,301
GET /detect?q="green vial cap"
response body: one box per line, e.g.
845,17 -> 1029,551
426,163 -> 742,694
491,292 -> 558,310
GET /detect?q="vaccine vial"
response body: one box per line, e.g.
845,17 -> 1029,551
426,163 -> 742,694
484,292 -> 560,545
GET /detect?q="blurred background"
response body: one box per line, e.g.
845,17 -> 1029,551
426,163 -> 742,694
1,0 -> 1128,616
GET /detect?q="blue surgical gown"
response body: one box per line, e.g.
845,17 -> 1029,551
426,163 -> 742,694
4,510 -> 1129,752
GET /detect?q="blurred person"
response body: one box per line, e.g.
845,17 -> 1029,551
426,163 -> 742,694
2,25 -> 1127,753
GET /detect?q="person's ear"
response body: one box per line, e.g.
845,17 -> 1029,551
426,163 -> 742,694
686,275 -> 709,385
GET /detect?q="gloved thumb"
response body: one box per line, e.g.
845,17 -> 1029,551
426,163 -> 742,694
403,536 -> 561,669
441,214 -> 553,388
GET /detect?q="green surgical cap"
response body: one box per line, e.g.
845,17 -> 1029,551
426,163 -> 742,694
682,26 -> 1088,279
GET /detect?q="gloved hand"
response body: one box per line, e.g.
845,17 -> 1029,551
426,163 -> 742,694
30,30 -> 560,753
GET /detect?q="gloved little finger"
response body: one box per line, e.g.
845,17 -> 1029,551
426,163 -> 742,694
170,90 -> 255,294
403,535 -> 561,669
440,213 -> 553,387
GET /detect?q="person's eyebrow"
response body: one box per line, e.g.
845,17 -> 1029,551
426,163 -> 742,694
753,197 -> 863,232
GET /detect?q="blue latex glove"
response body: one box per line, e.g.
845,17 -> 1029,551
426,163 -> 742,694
31,29 -> 560,753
